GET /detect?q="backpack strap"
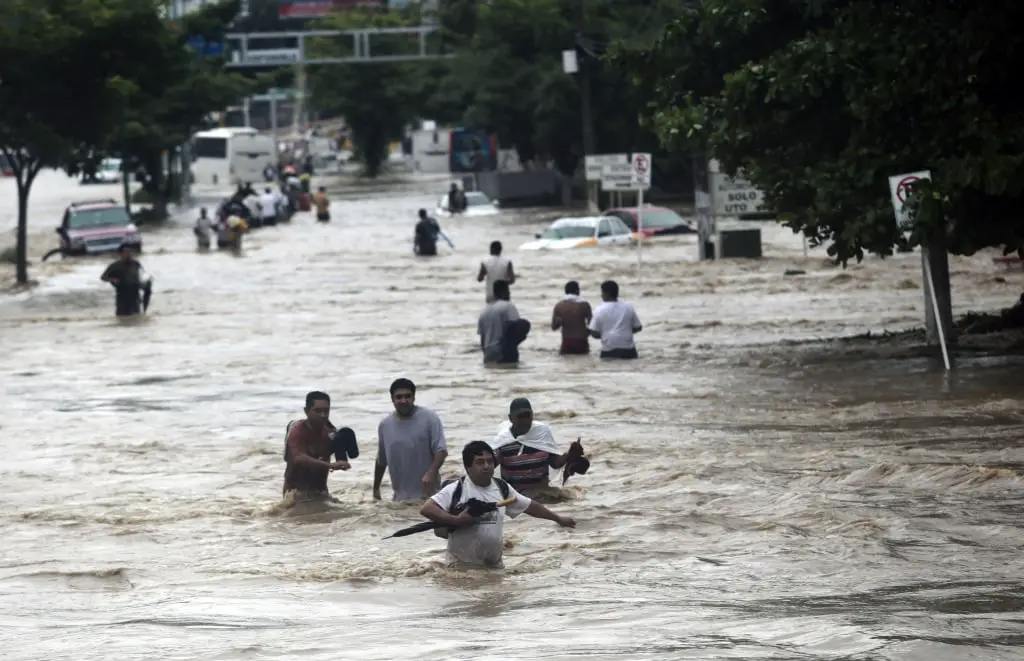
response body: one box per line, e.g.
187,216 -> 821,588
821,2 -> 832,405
448,477 -> 509,512
448,477 -> 464,513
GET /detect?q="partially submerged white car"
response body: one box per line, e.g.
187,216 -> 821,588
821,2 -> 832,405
518,215 -> 637,251
435,191 -> 501,217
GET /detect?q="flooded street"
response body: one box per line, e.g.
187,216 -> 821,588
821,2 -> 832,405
1,172 -> 1022,661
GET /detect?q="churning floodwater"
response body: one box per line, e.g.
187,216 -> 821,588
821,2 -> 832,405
1,171 -> 1022,661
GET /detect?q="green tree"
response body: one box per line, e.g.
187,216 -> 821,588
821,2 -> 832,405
107,0 -> 257,216
610,0 -> 1024,263
306,10 -> 429,178
0,0 -> 164,284
437,0 -> 692,183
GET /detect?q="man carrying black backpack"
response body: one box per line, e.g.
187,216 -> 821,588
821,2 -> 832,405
419,440 -> 575,568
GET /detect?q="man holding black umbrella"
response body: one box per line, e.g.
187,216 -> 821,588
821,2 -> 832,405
418,440 -> 575,568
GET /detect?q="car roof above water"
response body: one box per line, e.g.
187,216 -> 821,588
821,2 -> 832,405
550,215 -> 615,228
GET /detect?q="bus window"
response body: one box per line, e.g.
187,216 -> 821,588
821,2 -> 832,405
193,137 -> 228,159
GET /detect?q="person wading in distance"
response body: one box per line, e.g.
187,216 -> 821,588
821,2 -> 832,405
478,240 -> 515,303
588,279 -> 642,359
551,280 -> 592,355
478,279 -> 531,365
374,378 -> 448,501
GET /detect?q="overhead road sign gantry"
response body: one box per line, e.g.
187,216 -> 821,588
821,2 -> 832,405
224,27 -> 454,67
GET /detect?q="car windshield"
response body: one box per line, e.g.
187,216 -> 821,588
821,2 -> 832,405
637,209 -> 688,228
466,192 -> 491,206
68,207 -> 131,230
541,224 -> 594,240
100,160 -> 121,173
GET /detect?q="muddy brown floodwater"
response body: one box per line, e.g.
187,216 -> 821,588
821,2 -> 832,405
1,172 -> 1022,661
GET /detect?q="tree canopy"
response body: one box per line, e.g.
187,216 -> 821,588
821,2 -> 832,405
0,0 -> 251,284
610,0 -> 1024,263
305,0 -> 693,184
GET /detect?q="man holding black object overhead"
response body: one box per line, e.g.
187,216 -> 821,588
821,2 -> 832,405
283,391 -> 358,500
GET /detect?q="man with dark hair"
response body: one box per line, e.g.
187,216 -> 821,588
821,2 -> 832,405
488,397 -> 587,495
477,240 -> 515,302
420,440 -> 576,567
283,391 -> 352,500
478,279 -> 531,365
589,279 -> 642,359
414,209 -> 442,256
100,242 -> 152,317
374,378 -> 449,501
551,280 -> 592,355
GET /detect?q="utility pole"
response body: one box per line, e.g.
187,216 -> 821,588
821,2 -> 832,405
576,0 -> 598,211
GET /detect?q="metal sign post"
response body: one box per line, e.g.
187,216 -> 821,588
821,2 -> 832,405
631,153 -> 652,278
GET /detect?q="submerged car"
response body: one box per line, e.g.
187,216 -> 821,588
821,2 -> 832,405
435,190 -> 500,217
56,199 -> 141,256
81,157 -> 123,185
519,216 -> 636,251
604,205 -> 696,237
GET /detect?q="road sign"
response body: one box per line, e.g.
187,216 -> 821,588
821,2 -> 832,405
631,152 -> 652,187
585,153 -> 627,182
600,163 -> 637,191
888,170 -> 931,228
710,172 -> 764,215
231,48 -> 301,67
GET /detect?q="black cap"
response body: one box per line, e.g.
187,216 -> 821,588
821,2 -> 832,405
509,397 -> 532,416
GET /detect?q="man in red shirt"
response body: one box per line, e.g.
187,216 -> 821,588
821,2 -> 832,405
283,391 -> 351,500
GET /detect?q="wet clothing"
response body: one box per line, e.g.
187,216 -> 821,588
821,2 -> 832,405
313,191 -> 330,221
478,299 -> 530,364
101,258 -> 148,317
414,217 -> 441,256
589,300 -> 641,357
481,255 -> 512,303
194,215 -> 214,249
376,407 -> 447,501
447,189 -> 467,213
553,295 -> 592,354
430,477 -> 531,568
283,419 -> 334,497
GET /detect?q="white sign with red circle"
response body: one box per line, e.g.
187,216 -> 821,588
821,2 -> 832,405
888,170 -> 931,228
631,153 -> 652,188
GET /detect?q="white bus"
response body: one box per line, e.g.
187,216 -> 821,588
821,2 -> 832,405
190,127 -> 278,189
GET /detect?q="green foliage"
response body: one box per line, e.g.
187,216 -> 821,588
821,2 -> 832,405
105,0 -> 260,209
0,0 -> 177,283
610,0 -> 1024,263
307,10 -> 429,178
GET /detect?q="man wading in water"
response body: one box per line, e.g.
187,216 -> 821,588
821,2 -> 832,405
374,378 -> 448,501
589,279 -> 643,359
478,280 -> 531,365
100,242 -> 152,317
420,440 -> 575,568
414,209 -> 443,256
283,391 -> 352,501
551,280 -> 592,354
488,398 -> 588,496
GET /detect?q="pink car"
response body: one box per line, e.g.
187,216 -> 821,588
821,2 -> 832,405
57,199 -> 142,256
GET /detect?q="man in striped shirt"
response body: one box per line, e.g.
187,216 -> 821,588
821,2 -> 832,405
491,398 -> 570,494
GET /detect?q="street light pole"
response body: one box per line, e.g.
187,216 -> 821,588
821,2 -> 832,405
575,0 -> 598,211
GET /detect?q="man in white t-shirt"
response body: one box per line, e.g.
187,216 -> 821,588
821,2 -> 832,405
420,440 -> 576,568
588,279 -> 643,359
258,187 -> 278,224
477,240 -> 516,303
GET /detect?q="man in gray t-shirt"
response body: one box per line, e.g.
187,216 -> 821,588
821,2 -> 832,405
374,378 -> 449,501
477,279 -> 531,364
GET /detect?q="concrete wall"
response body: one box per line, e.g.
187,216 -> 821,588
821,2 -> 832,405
464,169 -> 569,207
